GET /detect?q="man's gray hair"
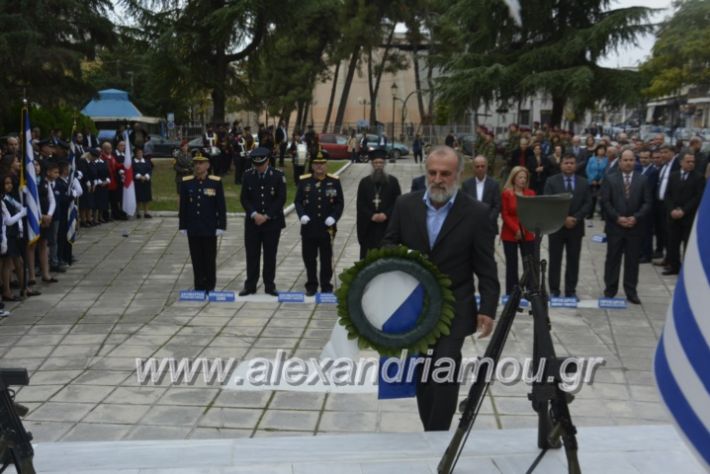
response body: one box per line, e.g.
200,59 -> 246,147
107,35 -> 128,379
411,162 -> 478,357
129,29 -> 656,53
426,145 -> 464,174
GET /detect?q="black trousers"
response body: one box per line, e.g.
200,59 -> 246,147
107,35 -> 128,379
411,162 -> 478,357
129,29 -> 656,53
416,333 -> 466,431
503,240 -> 535,295
58,217 -> 72,265
604,232 -> 642,297
641,204 -> 655,259
302,234 -> 333,293
414,150 -> 423,163
547,231 -> 582,296
109,188 -> 125,219
666,218 -> 692,272
244,226 -> 281,291
279,143 -> 287,167
188,235 -> 217,291
653,200 -> 668,254
234,155 -> 245,184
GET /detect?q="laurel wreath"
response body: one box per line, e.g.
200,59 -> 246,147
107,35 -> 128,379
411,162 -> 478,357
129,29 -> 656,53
335,245 -> 456,356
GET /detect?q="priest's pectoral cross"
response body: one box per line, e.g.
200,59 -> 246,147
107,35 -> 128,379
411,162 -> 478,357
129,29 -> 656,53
373,193 -> 381,211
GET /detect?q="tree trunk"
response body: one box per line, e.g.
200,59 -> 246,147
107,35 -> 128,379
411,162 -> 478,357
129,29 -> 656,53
551,95 -> 566,127
334,45 -> 361,134
425,55 -> 435,125
413,49 -> 425,126
211,43 -> 228,123
368,24 -> 396,127
322,61 -> 341,132
295,101 -> 304,133
301,101 -> 310,131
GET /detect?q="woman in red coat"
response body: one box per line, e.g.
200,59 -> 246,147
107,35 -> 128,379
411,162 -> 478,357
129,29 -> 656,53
501,165 -> 536,295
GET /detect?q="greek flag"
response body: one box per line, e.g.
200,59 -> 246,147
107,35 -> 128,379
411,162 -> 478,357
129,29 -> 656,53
654,184 -> 710,468
22,110 -> 41,244
66,149 -> 78,244
360,271 -> 424,399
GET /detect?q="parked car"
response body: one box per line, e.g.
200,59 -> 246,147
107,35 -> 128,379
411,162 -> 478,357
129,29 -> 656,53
318,133 -> 350,159
143,134 -> 180,158
364,134 -> 409,159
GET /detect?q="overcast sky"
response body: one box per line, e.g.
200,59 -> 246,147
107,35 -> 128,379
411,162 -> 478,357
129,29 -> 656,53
598,0 -> 674,68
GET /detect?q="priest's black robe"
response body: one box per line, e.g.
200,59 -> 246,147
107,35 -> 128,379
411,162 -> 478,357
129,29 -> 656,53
356,174 -> 402,259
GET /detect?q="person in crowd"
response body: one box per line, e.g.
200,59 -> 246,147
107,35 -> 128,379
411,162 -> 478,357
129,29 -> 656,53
653,144 -> 681,264
461,155 -> 501,233
238,147 -> 286,297
295,154 -> 343,296
508,137 -> 535,179
38,160 -> 58,283
501,165 -> 536,296
412,133 -> 424,164
348,130 -> 360,164
638,148 -> 659,263
275,120 -> 288,168
92,146 -> 110,224
133,147 -> 153,218
585,144 -> 608,218
530,142 -> 552,195
179,151 -> 227,292
663,152 -> 706,275
600,150 -> 653,304
173,140 -> 193,193
382,145 -> 499,431
356,149 -> 401,259
544,154 -> 592,299
1,175 -> 27,301
289,132 -> 308,185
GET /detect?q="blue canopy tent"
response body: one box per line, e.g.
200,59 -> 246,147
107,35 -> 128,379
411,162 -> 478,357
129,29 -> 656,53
81,88 -> 161,140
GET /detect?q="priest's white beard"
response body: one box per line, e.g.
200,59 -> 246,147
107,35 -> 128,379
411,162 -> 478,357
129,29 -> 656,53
428,181 -> 459,205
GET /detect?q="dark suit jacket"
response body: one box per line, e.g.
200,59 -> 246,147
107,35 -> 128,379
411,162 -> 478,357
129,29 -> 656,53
508,148 -> 536,174
382,191 -> 500,336
640,165 -> 659,196
543,174 -> 592,237
665,170 -> 706,224
461,176 -> 501,233
410,175 -> 426,192
600,171 -> 653,236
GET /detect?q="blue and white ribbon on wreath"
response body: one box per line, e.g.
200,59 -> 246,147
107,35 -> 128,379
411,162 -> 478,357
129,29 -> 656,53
321,270 -> 424,399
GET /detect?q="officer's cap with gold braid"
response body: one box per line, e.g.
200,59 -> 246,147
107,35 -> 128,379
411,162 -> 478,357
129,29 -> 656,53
191,149 -> 210,162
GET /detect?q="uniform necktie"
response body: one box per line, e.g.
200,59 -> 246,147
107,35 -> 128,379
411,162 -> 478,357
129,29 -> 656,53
682,172 -> 687,182
624,173 -> 631,199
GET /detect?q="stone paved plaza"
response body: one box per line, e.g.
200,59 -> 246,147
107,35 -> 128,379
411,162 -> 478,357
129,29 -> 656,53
0,160 -> 675,444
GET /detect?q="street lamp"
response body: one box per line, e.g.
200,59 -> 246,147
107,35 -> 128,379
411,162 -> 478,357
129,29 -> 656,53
391,83 -> 399,138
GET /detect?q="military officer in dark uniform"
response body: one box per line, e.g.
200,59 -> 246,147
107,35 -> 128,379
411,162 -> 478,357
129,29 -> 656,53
179,151 -> 227,292
238,147 -> 286,296
295,155 -> 344,296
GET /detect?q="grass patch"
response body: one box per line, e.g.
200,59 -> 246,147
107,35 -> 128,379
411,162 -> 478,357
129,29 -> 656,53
148,159 -> 349,212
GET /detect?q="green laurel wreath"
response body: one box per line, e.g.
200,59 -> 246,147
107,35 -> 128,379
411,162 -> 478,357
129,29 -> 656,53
335,245 -> 456,356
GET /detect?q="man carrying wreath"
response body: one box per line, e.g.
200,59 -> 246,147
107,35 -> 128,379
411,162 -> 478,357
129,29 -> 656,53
382,145 -> 500,431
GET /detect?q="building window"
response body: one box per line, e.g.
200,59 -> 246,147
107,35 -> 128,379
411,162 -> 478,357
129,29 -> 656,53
520,110 -> 530,126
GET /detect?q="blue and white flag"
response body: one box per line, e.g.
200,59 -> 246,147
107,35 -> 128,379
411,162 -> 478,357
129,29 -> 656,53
654,185 -> 710,468
360,271 -> 424,399
66,149 -> 78,244
21,110 -> 41,244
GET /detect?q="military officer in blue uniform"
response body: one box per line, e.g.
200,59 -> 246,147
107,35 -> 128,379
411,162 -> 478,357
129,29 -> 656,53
238,147 -> 286,296
179,151 -> 227,292
295,154 -> 344,295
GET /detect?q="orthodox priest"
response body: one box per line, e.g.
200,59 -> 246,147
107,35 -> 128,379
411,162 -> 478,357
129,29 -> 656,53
356,149 -> 402,259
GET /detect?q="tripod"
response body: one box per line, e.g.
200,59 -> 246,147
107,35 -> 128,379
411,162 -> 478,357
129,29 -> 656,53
438,233 -> 581,473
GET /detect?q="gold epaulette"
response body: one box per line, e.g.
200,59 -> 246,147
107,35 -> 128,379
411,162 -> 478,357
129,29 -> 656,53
182,176 -> 194,181
208,175 -> 221,181
299,174 -> 312,180
327,173 -> 339,180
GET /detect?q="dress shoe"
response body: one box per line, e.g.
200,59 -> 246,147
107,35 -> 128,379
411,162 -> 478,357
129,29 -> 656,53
652,251 -> 664,259
265,288 -> 279,297
603,290 -> 615,298
565,293 -> 579,302
626,294 -> 641,305
238,288 -> 255,297
662,269 -> 679,276
144,213 -> 153,219
653,260 -> 668,267
550,291 -> 561,298
50,265 -> 67,273
639,257 -> 651,264
305,290 -> 316,297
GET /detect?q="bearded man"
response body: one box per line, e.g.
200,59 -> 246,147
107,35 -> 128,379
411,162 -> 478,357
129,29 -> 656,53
356,149 -> 402,259
382,145 -> 500,431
